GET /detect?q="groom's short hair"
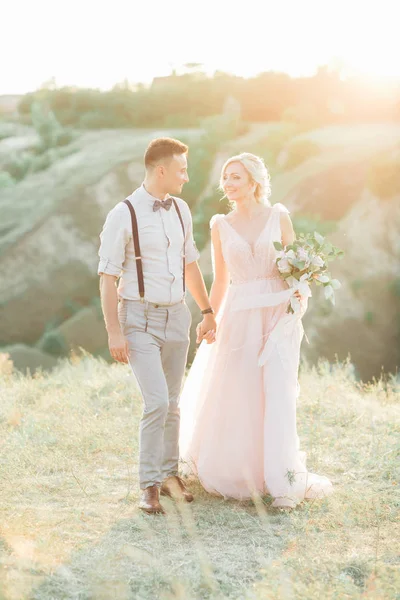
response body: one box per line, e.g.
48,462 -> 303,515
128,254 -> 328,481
144,137 -> 188,169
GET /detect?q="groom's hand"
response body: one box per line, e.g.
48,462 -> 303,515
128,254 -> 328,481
108,331 -> 130,363
196,314 -> 217,344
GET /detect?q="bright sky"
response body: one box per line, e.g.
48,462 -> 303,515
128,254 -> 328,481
3,0 -> 399,94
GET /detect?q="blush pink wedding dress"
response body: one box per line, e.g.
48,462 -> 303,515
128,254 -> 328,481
179,203 -> 333,507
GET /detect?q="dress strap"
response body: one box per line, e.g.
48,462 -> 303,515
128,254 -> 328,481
272,203 -> 290,215
271,203 -> 290,243
209,213 -> 226,230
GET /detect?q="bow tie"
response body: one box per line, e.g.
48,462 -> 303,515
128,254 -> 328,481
153,198 -> 173,212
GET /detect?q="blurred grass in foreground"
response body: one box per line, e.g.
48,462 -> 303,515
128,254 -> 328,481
0,353 -> 398,599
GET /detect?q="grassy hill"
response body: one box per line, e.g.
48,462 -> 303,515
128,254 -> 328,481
0,353 -> 398,599
1,120 -> 399,380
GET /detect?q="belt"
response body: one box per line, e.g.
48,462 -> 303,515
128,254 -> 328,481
120,297 -> 184,308
145,299 -> 184,308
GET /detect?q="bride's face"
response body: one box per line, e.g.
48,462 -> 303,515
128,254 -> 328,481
222,162 -> 254,203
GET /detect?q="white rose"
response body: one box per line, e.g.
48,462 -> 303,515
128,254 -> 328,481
278,257 -> 292,273
297,247 -> 311,267
285,249 -> 296,265
297,248 -> 308,260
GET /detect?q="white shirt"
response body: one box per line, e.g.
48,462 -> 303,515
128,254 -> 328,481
98,184 -> 200,304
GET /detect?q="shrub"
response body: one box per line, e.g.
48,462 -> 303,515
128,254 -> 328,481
55,129 -> 77,146
0,172 -> 16,189
37,329 -> 68,357
29,150 -> 55,173
31,101 -> 63,150
78,111 -> 124,129
4,143 -> 78,181
4,152 -> 34,181
0,122 -> 23,140
29,145 -> 77,173
31,101 -> 77,151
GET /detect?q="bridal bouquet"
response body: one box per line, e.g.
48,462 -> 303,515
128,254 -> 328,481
274,232 -> 344,314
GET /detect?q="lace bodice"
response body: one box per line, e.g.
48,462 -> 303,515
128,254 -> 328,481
210,204 -> 289,285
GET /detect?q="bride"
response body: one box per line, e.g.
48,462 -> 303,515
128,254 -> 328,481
179,153 -> 333,508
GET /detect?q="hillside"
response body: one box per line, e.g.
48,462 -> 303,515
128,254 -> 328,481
0,122 -> 399,379
0,127 -> 200,349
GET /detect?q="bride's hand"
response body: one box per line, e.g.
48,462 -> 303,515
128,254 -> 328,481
203,330 -> 216,344
196,322 -> 216,345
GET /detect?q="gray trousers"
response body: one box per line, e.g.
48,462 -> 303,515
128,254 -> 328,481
118,298 -> 191,489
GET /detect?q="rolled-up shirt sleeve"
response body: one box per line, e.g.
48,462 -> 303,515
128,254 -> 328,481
183,204 -> 200,265
98,203 -> 131,277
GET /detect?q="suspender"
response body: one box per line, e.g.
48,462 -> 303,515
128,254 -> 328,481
123,199 -> 145,299
123,198 -> 186,301
172,199 -> 186,293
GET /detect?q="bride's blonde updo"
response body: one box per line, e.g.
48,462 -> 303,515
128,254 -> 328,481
219,152 -> 272,206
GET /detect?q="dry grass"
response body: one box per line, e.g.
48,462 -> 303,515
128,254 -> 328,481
271,124 -> 400,207
0,354 -> 399,599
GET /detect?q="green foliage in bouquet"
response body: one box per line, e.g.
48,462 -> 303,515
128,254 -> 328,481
274,231 -> 344,313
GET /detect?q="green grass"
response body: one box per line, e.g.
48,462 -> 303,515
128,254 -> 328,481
0,353 -> 398,599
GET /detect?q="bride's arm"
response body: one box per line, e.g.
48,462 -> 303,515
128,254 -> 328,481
209,223 -> 230,316
280,213 -> 296,246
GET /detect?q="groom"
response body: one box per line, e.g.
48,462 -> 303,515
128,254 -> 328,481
98,137 -> 216,514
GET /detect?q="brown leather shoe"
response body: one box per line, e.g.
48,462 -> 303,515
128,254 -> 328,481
160,475 -> 194,502
138,484 -> 165,514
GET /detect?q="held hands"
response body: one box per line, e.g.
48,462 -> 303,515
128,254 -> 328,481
196,314 -> 217,345
108,330 -> 130,363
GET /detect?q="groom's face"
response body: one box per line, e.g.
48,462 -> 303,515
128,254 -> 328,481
161,153 -> 189,195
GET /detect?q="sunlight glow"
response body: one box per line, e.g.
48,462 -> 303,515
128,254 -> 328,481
2,0 -> 399,94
